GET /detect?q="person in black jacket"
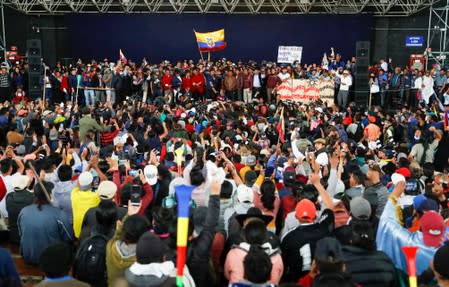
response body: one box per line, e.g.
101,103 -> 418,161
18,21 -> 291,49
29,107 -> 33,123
6,174 -> 33,244
186,179 -> 220,287
342,220 -> 396,287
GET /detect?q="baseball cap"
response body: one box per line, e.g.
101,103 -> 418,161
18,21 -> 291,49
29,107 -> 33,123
78,172 -> 93,190
396,167 -> 411,178
283,169 -> 296,187
12,174 -> 29,190
314,237 -> 344,263
96,180 -> 117,200
237,184 -> 254,204
391,173 -> 406,185
433,243 -> 449,278
295,199 -> 317,223
381,149 -> 396,159
245,155 -> 257,166
144,165 -> 158,185
350,197 -> 372,220
413,194 -> 439,213
421,211 -> 445,248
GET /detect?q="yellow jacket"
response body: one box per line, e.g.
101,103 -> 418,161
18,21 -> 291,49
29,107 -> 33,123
71,187 -> 100,238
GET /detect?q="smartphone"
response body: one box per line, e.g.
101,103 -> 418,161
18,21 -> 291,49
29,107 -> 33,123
128,169 -> 139,178
130,185 -> 142,206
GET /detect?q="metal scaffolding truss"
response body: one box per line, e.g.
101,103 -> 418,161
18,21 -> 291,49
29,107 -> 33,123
0,0 -> 440,15
426,0 -> 449,67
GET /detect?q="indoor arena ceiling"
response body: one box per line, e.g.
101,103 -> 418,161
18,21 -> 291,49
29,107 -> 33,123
0,0 -> 440,16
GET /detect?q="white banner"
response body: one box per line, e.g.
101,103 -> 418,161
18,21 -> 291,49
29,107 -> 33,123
277,46 -> 303,64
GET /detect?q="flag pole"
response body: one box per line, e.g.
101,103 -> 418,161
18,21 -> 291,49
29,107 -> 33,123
208,51 -> 211,62
193,29 -> 204,61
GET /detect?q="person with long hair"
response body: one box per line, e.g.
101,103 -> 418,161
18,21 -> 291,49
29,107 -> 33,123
253,179 -> 280,233
18,181 -> 73,265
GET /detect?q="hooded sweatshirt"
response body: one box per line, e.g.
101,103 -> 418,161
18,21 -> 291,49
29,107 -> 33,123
125,261 -> 195,287
106,215 -> 137,286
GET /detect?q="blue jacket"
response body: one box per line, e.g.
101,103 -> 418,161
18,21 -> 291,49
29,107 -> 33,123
329,60 -> 345,70
172,75 -> 182,89
0,248 -> 20,286
68,75 -> 78,89
18,204 -> 73,264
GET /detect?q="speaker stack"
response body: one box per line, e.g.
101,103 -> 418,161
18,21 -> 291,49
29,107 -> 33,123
27,39 -> 42,100
354,41 -> 370,107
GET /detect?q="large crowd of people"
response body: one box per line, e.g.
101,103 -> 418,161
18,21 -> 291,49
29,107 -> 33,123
0,51 -> 448,287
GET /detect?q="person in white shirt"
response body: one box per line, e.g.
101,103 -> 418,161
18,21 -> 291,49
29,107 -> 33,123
337,70 -> 352,108
278,66 -> 291,82
0,148 -> 25,219
421,70 -> 434,105
380,59 -> 388,72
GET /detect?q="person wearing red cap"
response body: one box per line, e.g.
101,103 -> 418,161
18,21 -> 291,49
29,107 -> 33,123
395,167 -> 411,178
364,115 -> 381,142
280,198 -> 334,282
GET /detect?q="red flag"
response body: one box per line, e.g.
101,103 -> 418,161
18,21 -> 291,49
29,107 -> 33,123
119,49 -> 128,65
276,108 -> 285,143
444,110 -> 449,131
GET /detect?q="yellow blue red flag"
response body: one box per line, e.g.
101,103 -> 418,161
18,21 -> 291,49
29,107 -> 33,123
194,29 -> 227,52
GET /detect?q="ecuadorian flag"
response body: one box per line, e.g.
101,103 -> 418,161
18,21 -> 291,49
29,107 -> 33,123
194,29 -> 227,52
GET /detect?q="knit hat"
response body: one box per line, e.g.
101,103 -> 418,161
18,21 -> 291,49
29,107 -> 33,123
421,211 -> 445,248
39,243 -> 74,278
136,232 -> 165,264
350,197 -> 372,220
434,243 -> 449,278
295,199 -> 317,223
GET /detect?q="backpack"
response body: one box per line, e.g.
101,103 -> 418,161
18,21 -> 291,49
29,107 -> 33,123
73,234 -> 108,286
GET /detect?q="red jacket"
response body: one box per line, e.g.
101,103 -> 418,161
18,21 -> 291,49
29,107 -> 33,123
0,176 -> 6,202
182,76 -> 192,91
191,73 -> 205,93
12,91 -> 28,105
161,74 -> 173,91
112,172 -> 154,216
60,75 -> 70,93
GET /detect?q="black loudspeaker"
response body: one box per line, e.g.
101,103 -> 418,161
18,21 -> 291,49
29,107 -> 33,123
354,41 -> 370,107
27,39 -> 42,100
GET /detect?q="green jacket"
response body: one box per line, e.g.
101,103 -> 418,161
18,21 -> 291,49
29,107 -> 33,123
79,115 -> 104,143
106,216 -> 136,287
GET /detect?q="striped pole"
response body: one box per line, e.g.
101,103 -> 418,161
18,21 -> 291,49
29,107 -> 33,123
175,147 -> 184,177
402,246 -> 419,287
175,184 -> 195,287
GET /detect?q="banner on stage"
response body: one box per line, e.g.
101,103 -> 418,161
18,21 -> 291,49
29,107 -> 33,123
277,46 -> 303,64
277,79 -> 334,102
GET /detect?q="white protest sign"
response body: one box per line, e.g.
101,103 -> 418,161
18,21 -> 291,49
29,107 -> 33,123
277,46 -> 303,64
